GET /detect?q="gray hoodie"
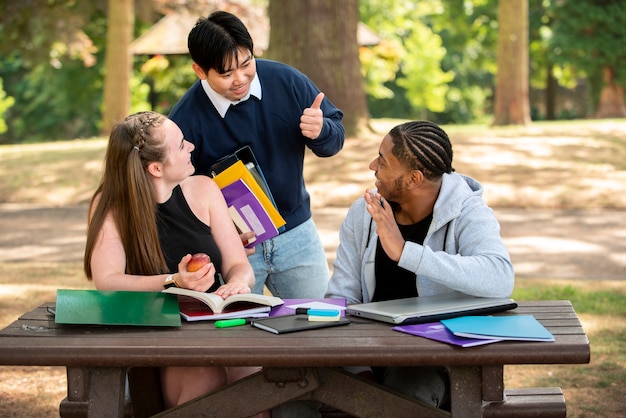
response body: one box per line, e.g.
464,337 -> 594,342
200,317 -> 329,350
326,172 -> 514,304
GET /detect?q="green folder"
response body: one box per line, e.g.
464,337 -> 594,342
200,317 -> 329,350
55,289 -> 181,327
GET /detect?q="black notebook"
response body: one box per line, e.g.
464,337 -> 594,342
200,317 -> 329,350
251,315 -> 350,334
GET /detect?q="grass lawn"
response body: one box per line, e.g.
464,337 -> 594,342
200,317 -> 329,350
1,119 -> 625,417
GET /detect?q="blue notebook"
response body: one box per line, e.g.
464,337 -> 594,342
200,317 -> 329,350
440,315 -> 554,342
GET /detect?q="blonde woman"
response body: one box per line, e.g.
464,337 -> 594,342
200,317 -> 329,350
84,111 -> 266,415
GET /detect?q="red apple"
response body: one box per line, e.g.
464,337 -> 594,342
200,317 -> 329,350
187,253 -> 210,272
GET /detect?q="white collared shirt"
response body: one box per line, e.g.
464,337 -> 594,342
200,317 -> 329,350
200,74 -> 262,118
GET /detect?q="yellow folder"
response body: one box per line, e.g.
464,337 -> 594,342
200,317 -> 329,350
212,160 -> 286,229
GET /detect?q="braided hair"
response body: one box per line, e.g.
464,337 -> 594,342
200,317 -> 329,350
389,121 -> 454,180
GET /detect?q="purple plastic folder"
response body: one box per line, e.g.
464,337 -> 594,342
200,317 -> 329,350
392,322 -> 502,347
220,179 -> 279,247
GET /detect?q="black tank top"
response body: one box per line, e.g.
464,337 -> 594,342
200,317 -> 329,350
157,185 -> 222,292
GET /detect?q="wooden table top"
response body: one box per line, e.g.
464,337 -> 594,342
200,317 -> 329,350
0,300 -> 590,368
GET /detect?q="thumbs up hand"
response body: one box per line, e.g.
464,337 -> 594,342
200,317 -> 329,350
300,92 -> 325,139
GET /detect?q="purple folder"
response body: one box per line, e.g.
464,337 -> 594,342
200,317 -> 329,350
392,322 -> 502,347
221,179 -> 279,247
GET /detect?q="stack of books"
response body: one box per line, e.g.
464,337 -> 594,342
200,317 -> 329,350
210,146 -> 285,248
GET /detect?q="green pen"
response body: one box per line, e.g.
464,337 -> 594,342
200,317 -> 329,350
214,318 -> 250,328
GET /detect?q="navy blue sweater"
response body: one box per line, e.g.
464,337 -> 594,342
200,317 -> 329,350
169,59 -> 345,231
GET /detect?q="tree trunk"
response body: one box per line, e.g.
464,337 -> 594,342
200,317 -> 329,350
101,0 -> 134,134
266,0 -> 368,136
595,66 -> 626,118
545,64 -> 556,120
493,0 -> 531,126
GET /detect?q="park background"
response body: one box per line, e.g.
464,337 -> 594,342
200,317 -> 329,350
0,0 -> 625,417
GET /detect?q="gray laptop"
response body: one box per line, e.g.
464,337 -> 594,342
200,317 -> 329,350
346,293 -> 517,325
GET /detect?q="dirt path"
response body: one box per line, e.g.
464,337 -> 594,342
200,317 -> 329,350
1,203 -> 624,281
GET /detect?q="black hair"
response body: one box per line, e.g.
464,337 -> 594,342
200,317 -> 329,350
389,121 -> 454,180
188,11 -> 254,74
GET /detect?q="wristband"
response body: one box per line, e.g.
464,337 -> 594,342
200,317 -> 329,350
172,273 -> 182,288
163,273 -> 177,289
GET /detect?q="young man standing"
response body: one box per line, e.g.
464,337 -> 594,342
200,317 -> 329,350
170,11 -> 345,298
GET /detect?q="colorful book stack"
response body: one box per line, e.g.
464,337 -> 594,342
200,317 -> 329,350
210,147 -> 286,248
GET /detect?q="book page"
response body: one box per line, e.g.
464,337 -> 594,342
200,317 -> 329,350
163,287 -> 283,313
162,287 -> 223,311
228,206 -> 257,244
221,179 -> 278,247
221,293 -> 283,311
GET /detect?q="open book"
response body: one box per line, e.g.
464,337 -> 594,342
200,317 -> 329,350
163,287 -> 284,321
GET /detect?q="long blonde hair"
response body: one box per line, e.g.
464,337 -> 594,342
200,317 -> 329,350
84,111 -> 169,279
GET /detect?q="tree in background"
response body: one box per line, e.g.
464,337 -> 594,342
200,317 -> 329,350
529,0 -> 558,120
493,0 -> 531,125
360,0 -> 455,121
433,0 -> 498,124
0,0 -> 158,143
0,1 -> 106,143
549,0 -> 626,118
395,3 -> 454,118
101,0 -> 134,135
265,0 -> 368,136
0,78 -> 15,134
2,0 -> 624,144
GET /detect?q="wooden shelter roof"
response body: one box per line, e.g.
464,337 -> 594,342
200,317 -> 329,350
130,8 -> 380,56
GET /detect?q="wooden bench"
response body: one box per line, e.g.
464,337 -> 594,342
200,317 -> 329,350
126,367 -> 565,418
314,387 -> 567,418
483,387 -> 566,418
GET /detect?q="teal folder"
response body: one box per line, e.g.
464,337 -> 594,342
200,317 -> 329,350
441,315 -> 554,342
55,289 -> 181,327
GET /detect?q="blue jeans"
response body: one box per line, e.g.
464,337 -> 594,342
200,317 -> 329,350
248,218 -> 329,298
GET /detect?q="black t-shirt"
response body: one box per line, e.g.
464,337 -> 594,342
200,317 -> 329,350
372,213 -> 433,302
157,185 -> 222,292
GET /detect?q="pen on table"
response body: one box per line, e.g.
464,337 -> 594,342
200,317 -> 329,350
214,318 -> 250,328
295,308 -> 340,317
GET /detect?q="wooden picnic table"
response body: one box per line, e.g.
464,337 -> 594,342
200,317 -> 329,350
0,300 -> 589,418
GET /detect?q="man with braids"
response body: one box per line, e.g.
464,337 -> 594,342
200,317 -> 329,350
326,120 -> 514,410
84,111 -> 268,416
